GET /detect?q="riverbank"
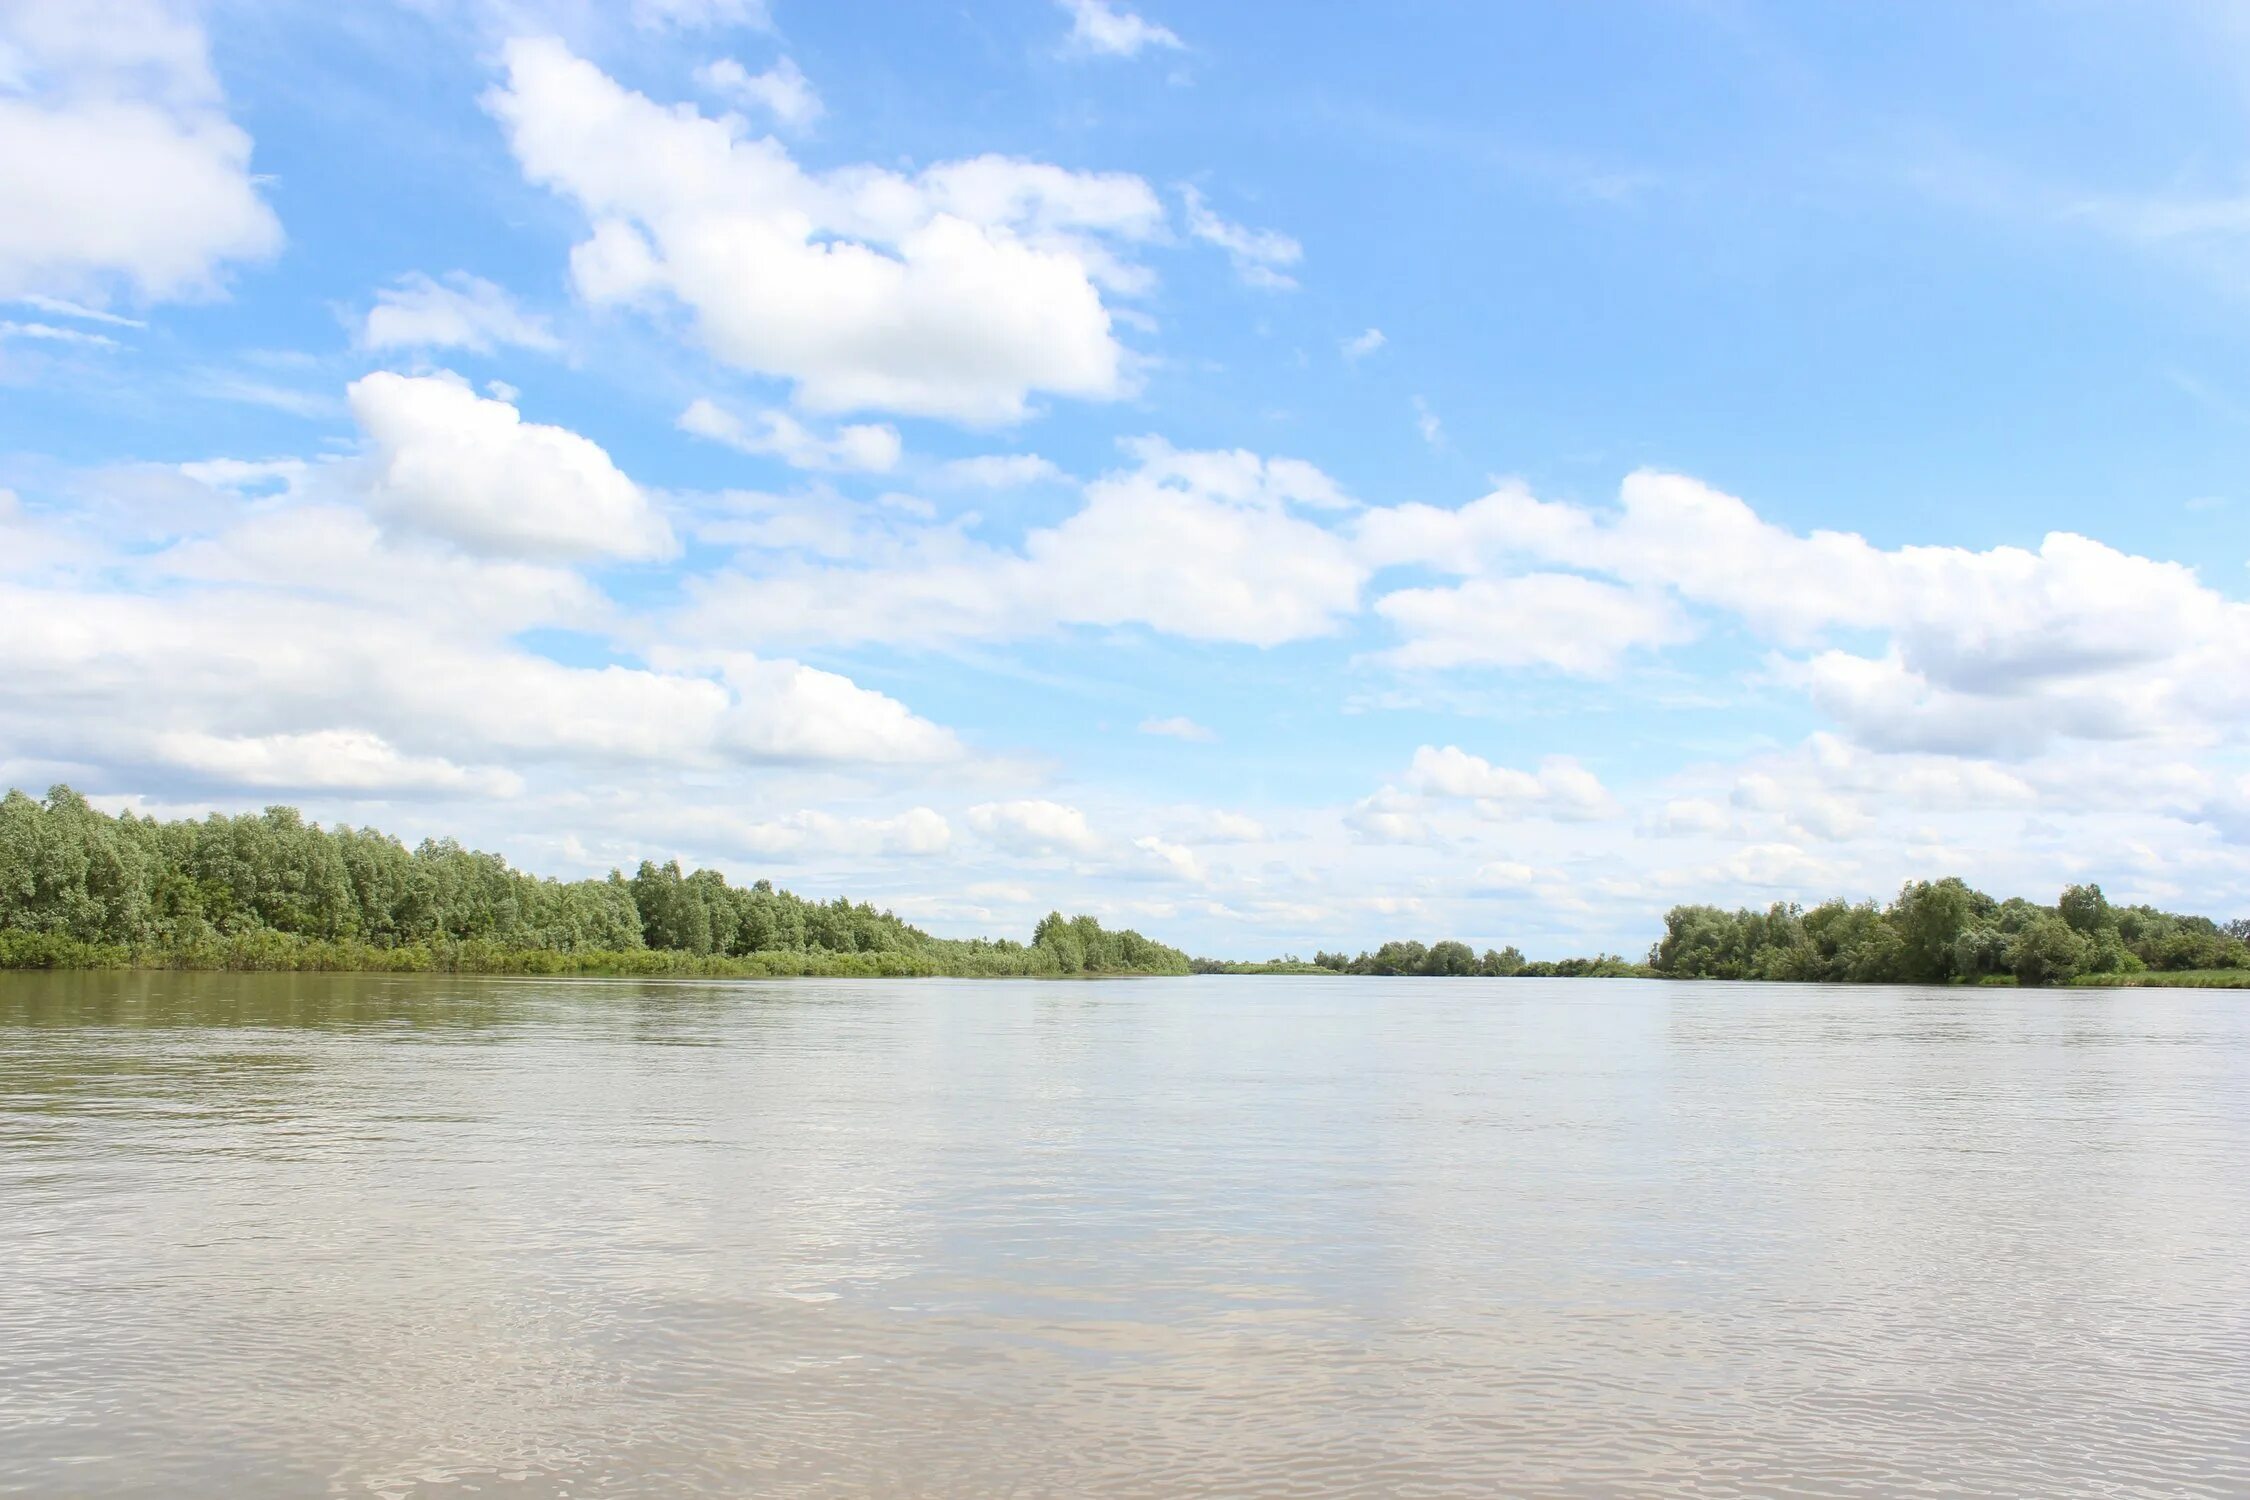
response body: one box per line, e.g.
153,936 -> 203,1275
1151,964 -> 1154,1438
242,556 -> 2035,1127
6,934 -> 2240,987
0,932 -> 1183,979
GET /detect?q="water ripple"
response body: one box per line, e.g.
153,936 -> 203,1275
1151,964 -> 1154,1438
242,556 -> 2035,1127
0,972 -> 2245,1497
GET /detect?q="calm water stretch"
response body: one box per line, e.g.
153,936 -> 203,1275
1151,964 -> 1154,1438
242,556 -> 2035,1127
2,974 -> 2246,1498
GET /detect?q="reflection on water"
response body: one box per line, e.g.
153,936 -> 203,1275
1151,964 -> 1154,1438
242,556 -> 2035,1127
3,972 -> 2247,1497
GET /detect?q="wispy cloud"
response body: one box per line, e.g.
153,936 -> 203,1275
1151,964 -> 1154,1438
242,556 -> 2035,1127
1342,327 -> 1386,362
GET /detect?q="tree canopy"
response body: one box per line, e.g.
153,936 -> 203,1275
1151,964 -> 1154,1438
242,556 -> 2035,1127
0,786 -> 1188,977
1649,880 -> 2247,987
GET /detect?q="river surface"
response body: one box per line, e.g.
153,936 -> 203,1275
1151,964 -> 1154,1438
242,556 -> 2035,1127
1,972 -> 2246,1497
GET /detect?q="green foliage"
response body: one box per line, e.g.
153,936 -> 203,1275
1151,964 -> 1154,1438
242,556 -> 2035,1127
1210,938 -> 1648,978
1650,875 -> 2244,986
1480,945 -> 1526,977
2008,915 -> 2088,987
0,786 -> 1189,978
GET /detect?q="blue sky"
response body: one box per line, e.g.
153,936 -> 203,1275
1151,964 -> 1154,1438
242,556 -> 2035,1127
5,0 -> 2250,957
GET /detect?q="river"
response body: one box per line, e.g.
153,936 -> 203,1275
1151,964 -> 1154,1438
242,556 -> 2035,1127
2,971 -> 2245,1497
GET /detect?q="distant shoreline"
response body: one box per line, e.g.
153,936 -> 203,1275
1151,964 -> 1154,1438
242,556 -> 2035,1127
5,789 -> 2247,990
3,941 -> 2243,990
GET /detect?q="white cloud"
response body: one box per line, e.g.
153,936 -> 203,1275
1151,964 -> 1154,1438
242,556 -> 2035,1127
350,371 -> 676,561
934,453 -> 1067,488
1360,468 -> 2250,757
1342,327 -> 1385,361
360,271 -> 560,354
0,434 -> 964,805
710,654 -> 960,763
0,0 -> 281,304
679,397 -> 901,473
1405,745 -> 1618,820
1344,785 -> 1438,845
1131,834 -> 1205,883
1373,573 -> 1689,675
695,56 -> 820,129
1184,808 -> 1266,843
1,319 -> 118,348
719,806 -> 951,859
1179,184 -> 1301,290
968,799 -> 1099,854
488,38 -> 1165,422
11,292 -> 145,327
1471,861 -> 1537,892
151,729 -> 523,797
682,438 -> 1364,647
1413,396 -> 1442,447
1139,715 -> 1214,741
1058,0 -> 1184,58
1647,797 -> 1730,837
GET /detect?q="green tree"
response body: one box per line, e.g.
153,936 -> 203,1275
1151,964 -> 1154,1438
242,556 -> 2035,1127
2057,883 -> 2115,936
1479,945 -> 1525,976
1422,939 -> 1477,975
1892,877 -> 1982,984
2008,915 -> 2088,987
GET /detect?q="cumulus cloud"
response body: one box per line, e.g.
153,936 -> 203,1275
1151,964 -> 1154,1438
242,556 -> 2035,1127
350,371 -> 676,561
968,799 -> 1100,854
1179,185 -> 1302,290
0,434 -> 964,810
1361,468 -> 2250,756
487,38 -> 1165,423
1058,0 -> 1183,58
695,56 -> 820,128
711,654 -> 959,762
681,438 -> 1364,647
0,0 -> 281,303
1345,785 -> 1438,845
360,272 -> 560,354
150,729 -> 523,797
1130,834 -> 1205,883
719,806 -> 952,859
679,397 -> 901,473
1373,574 -> 1689,675
1405,745 -> 1618,820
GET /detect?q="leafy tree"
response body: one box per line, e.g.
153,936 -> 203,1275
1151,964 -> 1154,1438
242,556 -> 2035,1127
2057,883 -> 2116,936
1479,945 -> 1525,976
1422,939 -> 1478,975
2008,916 -> 2088,987
1892,878 -> 1982,983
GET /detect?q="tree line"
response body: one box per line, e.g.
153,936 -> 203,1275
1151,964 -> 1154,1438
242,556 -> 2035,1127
6,786 -> 2244,987
1650,879 -> 2248,986
0,786 -> 1189,977
1197,882 -> 2246,987
1193,942 -> 1648,977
